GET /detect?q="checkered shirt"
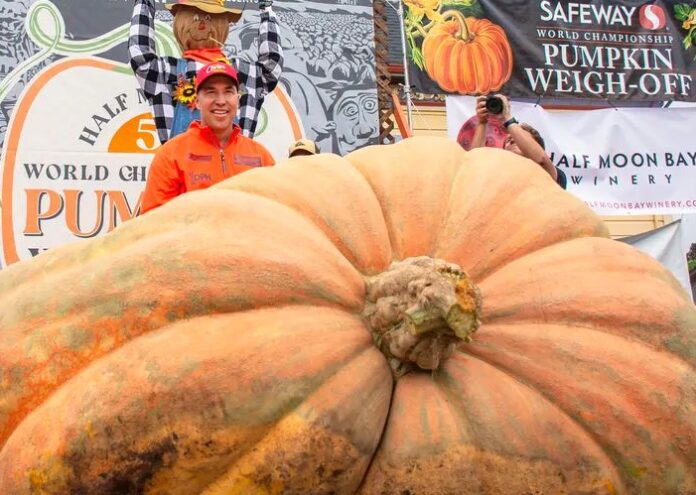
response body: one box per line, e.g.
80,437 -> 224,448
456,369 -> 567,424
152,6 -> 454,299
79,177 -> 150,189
128,0 -> 283,144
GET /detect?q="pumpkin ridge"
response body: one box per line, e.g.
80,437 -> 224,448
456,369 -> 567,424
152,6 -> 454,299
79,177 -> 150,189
1,301 -> 363,452
346,137 -> 465,260
1,307 -> 390,493
442,195 -> 606,283
354,384 -> 397,493
0,191 -> 368,450
193,347 -> 386,490
223,186 -> 367,268
474,324 -> 696,394
448,38 -> 466,95
461,39 -> 479,94
348,164 -> 401,263
0,219 -> 167,294
480,312 -> 696,368
345,149 -> 405,261
215,159 -> 392,275
472,42 -> 494,93
482,211 -> 608,275
462,330 -> 696,490
433,155 -> 568,279
440,352 -> 628,491
479,236 -> 687,300
477,35 -> 505,89
435,148 -> 606,282
428,155 -> 472,260
194,342 -> 391,494
472,321 -> 696,382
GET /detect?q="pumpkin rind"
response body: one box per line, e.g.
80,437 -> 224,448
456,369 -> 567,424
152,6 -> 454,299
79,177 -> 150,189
0,307 -> 392,493
345,137 -> 466,260
214,152 -> 392,275
359,363 -> 625,494
0,190 -> 365,449
360,236 -> 696,494
0,136 -> 694,494
434,147 -> 609,281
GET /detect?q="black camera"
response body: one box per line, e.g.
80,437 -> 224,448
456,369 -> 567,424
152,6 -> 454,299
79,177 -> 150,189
485,95 -> 504,115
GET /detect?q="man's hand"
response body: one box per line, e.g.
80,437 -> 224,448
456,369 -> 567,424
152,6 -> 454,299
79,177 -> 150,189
469,96 -> 489,150
475,95 -> 489,125
258,0 -> 273,9
496,94 -> 513,122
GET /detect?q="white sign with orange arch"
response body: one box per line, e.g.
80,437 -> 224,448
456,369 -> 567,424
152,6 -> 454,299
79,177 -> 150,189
0,57 -> 301,266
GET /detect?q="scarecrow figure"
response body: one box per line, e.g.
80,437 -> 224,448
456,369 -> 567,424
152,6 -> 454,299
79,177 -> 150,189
129,0 -> 282,144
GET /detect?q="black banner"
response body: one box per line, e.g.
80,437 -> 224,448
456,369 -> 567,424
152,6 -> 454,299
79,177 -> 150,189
404,0 -> 696,103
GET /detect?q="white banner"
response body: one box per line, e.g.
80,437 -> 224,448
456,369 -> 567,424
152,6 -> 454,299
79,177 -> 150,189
446,96 -> 696,215
620,220 -> 694,300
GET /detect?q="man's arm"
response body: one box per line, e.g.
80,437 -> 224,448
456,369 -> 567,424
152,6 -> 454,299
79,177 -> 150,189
499,96 -> 557,180
141,148 -> 184,214
469,95 -> 489,150
128,0 -> 177,100
506,124 -> 557,180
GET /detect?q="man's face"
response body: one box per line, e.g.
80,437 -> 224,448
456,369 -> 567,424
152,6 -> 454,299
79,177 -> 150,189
196,75 -> 240,134
503,135 -> 521,155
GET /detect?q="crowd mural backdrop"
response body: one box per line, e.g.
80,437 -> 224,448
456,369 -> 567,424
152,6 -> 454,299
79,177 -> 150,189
0,0 -> 379,267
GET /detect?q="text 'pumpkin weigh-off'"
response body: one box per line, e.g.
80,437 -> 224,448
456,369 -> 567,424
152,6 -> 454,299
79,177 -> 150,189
1,137 -> 695,494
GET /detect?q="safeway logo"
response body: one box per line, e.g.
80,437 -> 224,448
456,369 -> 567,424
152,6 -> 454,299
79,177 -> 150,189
639,4 -> 667,30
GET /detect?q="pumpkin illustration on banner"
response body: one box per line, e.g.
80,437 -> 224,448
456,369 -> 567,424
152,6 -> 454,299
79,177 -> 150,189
1,137 -> 696,494
423,13 -> 513,93
404,0 -> 513,94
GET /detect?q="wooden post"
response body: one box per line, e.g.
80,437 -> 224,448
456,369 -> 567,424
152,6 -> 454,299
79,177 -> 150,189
373,0 -> 395,144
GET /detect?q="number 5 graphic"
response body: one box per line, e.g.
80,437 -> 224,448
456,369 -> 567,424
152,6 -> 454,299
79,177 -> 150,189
136,118 -> 158,152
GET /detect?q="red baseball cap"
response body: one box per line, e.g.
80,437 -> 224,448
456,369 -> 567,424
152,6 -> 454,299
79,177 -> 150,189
195,62 -> 239,92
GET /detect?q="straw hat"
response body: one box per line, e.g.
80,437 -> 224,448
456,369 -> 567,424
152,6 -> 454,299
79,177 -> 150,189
165,0 -> 242,22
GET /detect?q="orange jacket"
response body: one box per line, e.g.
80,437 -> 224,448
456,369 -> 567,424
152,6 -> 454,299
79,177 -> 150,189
141,122 -> 274,213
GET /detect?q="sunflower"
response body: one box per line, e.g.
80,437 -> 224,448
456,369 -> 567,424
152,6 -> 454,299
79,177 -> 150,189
173,75 -> 197,109
404,0 -> 443,22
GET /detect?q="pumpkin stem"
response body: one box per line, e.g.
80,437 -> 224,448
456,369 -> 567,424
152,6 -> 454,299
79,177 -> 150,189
362,257 -> 482,378
442,10 -> 473,42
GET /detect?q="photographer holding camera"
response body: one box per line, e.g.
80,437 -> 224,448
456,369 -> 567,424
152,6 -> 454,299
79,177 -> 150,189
470,94 -> 566,189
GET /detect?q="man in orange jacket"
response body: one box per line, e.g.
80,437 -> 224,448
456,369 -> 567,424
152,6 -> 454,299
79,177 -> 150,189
141,62 -> 275,214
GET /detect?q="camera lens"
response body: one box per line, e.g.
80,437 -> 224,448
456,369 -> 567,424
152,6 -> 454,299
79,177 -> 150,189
485,96 -> 503,115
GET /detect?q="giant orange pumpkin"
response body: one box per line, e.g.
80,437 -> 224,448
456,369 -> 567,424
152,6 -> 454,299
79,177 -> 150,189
423,13 -> 513,94
0,137 -> 695,494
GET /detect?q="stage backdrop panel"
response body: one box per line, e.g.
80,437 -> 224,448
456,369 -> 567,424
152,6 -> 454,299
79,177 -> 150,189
0,0 -> 379,266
